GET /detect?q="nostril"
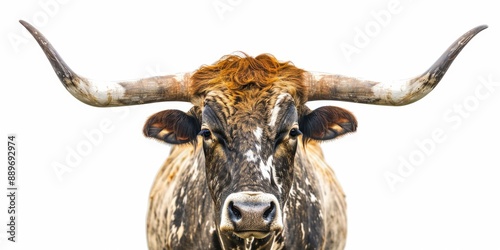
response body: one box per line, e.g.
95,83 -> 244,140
263,202 -> 276,221
221,193 -> 283,235
228,201 -> 242,221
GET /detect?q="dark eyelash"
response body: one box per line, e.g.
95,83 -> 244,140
198,129 -> 212,139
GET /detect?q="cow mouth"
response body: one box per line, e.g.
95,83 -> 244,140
233,230 -> 271,239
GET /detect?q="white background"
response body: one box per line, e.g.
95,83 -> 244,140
1,0 -> 499,249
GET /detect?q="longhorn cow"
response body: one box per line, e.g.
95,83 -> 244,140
20,20 -> 486,249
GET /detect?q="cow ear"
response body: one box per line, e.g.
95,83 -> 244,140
143,109 -> 200,144
299,106 -> 357,141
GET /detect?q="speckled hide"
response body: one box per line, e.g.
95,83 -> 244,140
147,139 -> 347,250
20,19 -> 486,250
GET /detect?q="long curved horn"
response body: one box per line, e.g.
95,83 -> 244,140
306,25 -> 487,105
20,20 -> 191,107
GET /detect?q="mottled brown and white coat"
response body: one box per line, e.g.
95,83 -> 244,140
21,20 -> 486,250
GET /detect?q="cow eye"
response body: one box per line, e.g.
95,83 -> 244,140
289,128 -> 302,138
198,129 -> 212,140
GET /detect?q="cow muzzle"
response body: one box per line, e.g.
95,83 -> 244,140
220,192 -> 283,239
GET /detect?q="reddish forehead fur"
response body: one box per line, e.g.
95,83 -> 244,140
190,53 -> 308,104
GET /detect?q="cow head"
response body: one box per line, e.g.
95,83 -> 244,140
20,20 -> 486,248
142,54 -> 358,245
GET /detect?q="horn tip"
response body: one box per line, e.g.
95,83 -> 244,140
474,24 -> 488,33
19,20 -> 32,30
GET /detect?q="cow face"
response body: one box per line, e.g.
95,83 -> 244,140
143,54 -> 357,247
